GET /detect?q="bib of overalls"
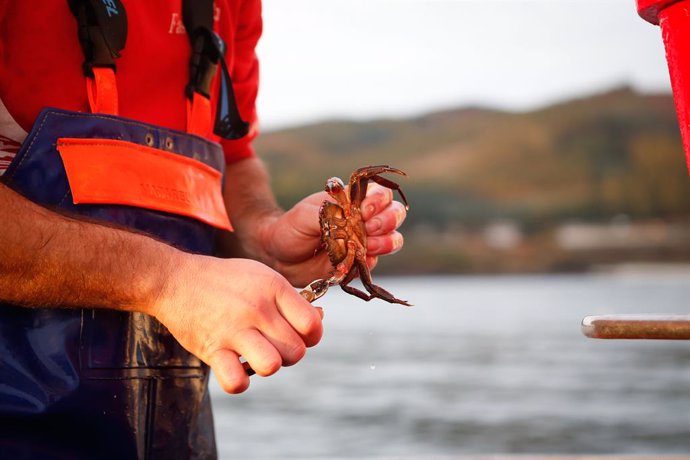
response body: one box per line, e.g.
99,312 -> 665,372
0,108 -> 224,459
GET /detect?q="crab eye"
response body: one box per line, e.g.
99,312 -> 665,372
325,177 -> 344,194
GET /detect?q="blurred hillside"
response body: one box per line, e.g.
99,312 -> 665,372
255,87 -> 690,274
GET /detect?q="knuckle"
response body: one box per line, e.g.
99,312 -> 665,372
208,349 -> 250,394
381,214 -> 397,234
301,312 -> 323,343
200,337 -> 223,363
367,236 -> 382,254
256,356 -> 282,377
310,329 -> 324,347
283,342 -> 306,367
268,274 -> 290,299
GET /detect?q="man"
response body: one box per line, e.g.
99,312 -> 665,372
0,1 -> 407,458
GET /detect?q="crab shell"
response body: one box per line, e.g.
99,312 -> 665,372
319,200 -> 366,269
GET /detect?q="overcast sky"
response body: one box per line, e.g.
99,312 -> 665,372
256,0 -> 672,130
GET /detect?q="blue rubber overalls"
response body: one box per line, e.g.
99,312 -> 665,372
0,1 -> 248,458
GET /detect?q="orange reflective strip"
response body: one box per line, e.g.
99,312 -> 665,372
86,68 -> 119,115
56,138 -> 232,231
186,91 -> 213,137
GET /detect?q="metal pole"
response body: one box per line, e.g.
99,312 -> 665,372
582,315 -> 690,340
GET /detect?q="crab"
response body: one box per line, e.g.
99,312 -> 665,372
318,165 -> 411,306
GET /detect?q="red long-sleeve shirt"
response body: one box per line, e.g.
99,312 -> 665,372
0,0 -> 261,173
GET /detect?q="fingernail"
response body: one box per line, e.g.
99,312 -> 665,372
391,233 -> 403,253
395,205 -> 406,228
366,218 -> 382,234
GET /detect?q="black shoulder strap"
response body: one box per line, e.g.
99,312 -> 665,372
183,0 -> 250,140
68,0 -> 127,76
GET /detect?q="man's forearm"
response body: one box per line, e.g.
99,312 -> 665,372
0,183 -> 177,314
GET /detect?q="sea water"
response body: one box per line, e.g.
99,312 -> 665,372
210,273 -> 690,459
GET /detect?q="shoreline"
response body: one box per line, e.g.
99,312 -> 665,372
303,456 -> 690,460
374,262 -> 690,278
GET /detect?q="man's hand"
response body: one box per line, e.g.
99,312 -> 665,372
260,184 -> 408,287
153,255 -> 323,394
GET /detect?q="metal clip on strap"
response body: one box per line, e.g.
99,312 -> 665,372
299,279 -> 330,303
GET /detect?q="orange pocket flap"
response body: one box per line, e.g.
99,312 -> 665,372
56,138 -> 232,231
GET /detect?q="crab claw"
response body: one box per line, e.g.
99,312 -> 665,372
349,165 -> 409,210
325,177 -> 345,195
324,177 -> 349,207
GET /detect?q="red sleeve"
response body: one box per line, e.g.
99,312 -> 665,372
221,0 -> 262,164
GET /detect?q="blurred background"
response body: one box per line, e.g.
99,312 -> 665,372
211,0 -> 690,458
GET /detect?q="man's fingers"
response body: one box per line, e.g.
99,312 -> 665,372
208,348 -> 250,394
365,200 -> 407,236
367,231 -> 404,256
260,314 -> 308,367
235,329 -> 283,377
274,282 -> 323,348
360,185 -> 394,221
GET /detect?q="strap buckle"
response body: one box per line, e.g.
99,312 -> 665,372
184,27 -> 250,140
68,0 -> 127,77
185,29 -> 222,99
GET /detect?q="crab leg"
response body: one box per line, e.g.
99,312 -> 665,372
348,165 -> 407,205
327,239 -> 400,304
368,175 -> 409,209
339,265 -> 373,302
355,258 -> 412,306
351,165 -> 407,179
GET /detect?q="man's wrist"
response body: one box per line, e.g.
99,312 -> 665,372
254,209 -> 282,269
142,243 -> 184,319
221,157 -> 283,265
